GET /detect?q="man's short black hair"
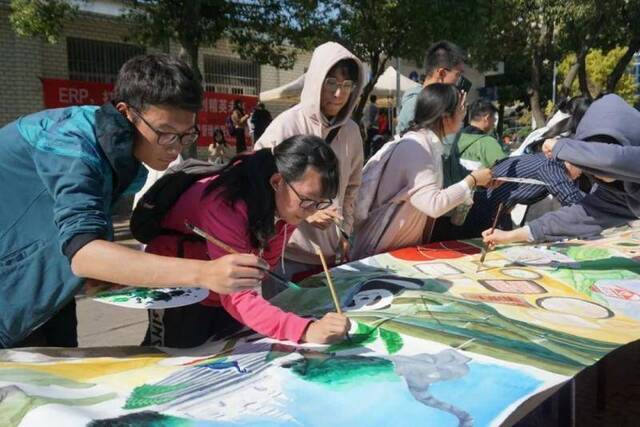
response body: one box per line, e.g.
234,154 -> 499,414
469,100 -> 497,121
424,41 -> 467,77
370,94 -> 377,102
113,53 -> 203,113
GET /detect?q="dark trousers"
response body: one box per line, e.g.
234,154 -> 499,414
142,303 -> 244,348
14,299 -> 78,348
234,128 -> 246,153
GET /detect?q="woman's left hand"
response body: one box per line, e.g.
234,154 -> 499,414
542,138 -> 558,159
471,168 -> 494,187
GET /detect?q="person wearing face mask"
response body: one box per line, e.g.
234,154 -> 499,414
456,100 -> 505,170
142,135 -> 350,348
255,42 -> 365,289
350,84 -> 494,260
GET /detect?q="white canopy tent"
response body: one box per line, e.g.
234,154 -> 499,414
258,66 -> 418,103
259,74 -> 305,103
371,66 -> 420,96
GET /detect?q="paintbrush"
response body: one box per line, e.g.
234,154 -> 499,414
310,241 -> 343,314
478,202 -> 505,271
333,218 -> 350,241
184,221 -> 300,290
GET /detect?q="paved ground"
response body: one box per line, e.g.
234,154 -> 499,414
74,217 -> 640,425
76,217 -> 148,347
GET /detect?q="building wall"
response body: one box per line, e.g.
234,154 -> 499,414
0,4 -> 46,125
0,3 -> 311,126
0,4 -> 145,125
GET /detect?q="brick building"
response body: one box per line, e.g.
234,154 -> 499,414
0,0 -> 310,131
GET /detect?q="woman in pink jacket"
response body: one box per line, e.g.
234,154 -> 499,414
143,135 -> 350,348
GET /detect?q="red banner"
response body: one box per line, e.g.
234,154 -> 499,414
198,92 -> 258,146
42,78 -> 114,108
41,78 -> 258,146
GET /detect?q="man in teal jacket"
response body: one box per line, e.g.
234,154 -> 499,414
457,99 -> 506,168
0,54 -> 267,348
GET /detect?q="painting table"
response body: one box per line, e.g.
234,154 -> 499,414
3,225 -> 640,426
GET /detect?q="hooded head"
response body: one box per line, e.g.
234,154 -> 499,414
300,42 -> 366,129
575,94 -> 640,147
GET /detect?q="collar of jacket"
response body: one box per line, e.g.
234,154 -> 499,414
463,125 -> 487,135
95,102 -> 143,197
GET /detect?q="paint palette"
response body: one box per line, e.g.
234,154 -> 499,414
93,286 -> 209,309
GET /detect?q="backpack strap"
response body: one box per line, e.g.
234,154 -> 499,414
370,138 -> 406,209
325,127 -> 341,144
459,133 -> 490,156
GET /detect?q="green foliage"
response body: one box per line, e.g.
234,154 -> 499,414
121,0 -> 306,74
282,0 -> 476,119
557,48 -> 639,104
9,0 -> 78,44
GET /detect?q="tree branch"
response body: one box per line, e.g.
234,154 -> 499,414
604,37 -> 640,95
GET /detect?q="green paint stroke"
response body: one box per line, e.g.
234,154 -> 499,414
88,411 -> 194,427
379,328 -> 403,354
325,322 -> 403,354
549,246 -> 640,296
328,322 -> 378,353
100,288 -> 186,303
124,383 -> 188,410
287,355 -> 396,388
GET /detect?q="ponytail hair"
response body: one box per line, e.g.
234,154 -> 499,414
204,134 -> 339,249
526,95 -> 593,153
402,83 -> 460,139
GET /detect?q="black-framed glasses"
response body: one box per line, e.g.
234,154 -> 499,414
285,180 -> 332,210
324,77 -> 355,93
131,108 -> 199,147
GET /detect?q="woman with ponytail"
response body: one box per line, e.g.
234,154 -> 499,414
351,84 -> 494,259
143,134 -> 350,348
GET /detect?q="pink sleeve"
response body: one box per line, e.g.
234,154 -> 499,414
200,192 -> 311,342
220,291 -> 312,343
199,193 -> 254,258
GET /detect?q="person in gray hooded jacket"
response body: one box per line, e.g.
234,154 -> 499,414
483,94 -> 640,246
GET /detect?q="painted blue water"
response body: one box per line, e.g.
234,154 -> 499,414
196,360 -> 544,426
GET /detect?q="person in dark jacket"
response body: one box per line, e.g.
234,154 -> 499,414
483,94 -> 640,246
250,102 -> 272,142
456,153 -> 585,238
0,54 -> 266,348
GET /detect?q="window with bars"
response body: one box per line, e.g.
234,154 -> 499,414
203,55 -> 260,95
67,37 -> 145,84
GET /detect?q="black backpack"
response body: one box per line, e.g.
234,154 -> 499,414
130,159 -> 226,244
442,131 -> 470,187
131,127 -> 342,244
